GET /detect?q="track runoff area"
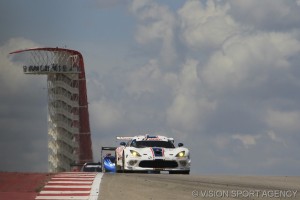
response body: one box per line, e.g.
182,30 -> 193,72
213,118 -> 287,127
35,173 -> 300,200
35,172 -> 102,200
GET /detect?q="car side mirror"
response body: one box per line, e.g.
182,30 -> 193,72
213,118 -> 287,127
120,142 -> 126,146
178,143 -> 184,147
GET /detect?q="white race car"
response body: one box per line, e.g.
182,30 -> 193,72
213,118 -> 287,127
115,135 -> 191,174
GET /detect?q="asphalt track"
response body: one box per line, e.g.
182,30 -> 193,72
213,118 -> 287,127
1,172 -> 300,200
99,173 -> 300,200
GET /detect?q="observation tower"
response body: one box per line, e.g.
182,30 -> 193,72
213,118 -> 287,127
10,48 -> 93,172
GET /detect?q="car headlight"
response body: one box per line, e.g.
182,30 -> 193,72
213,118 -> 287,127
130,150 -> 141,157
176,151 -> 186,157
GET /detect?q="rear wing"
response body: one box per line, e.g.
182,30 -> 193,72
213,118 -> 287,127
117,136 -> 175,142
168,138 -> 175,143
102,147 -> 117,151
116,136 -> 133,140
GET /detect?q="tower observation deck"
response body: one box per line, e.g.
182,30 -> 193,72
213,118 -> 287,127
10,48 -> 93,172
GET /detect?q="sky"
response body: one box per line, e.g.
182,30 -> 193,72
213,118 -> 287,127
1,0 -> 300,175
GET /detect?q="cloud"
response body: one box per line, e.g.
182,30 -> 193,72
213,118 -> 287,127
232,134 -> 261,148
89,99 -> 123,132
201,31 -> 300,92
120,0 -> 300,174
0,38 -> 48,172
126,59 -> 164,95
178,0 -> 239,50
266,109 -> 300,133
0,38 -> 39,93
227,0 -> 300,31
130,0 -> 177,65
167,58 -> 216,132
267,130 -> 286,146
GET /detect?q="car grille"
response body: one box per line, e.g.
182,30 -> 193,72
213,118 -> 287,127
139,160 -> 178,168
152,147 -> 163,157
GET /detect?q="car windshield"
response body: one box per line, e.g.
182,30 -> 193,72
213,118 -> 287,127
131,140 -> 175,148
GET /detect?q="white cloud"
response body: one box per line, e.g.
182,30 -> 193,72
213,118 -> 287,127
266,109 -> 300,133
0,38 -> 41,94
214,135 -> 230,149
167,59 -> 216,132
124,0 -> 300,174
178,0 -> 239,50
228,0 -> 300,30
232,134 -> 261,148
130,0 -> 151,13
267,131 -> 279,141
126,59 -> 163,95
130,0 -> 177,65
201,31 -> 300,92
90,99 -> 123,132
266,130 -> 286,147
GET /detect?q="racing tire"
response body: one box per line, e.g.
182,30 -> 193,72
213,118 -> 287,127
122,152 -> 126,173
116,151 -> 123,173
116,166 -> 123,173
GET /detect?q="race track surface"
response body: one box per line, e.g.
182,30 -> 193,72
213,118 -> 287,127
1,172 -> 300,200
99,173 -> 300,200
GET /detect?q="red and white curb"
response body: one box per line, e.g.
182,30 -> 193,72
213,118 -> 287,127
35,172 -> 103,200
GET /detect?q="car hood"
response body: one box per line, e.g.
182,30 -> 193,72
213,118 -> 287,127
127,147 -> 189,157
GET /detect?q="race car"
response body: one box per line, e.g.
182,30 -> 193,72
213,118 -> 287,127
103,154 -> 116,172
101,147 -> 117,173
81,162 -> 102,172
115,135 -> 191,174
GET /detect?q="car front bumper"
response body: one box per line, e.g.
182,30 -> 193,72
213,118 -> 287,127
124,158 -> 191,172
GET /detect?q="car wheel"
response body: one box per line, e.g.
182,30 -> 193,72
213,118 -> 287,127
122,152 -> 125,173
115,151 -> 122,173
116,164 -> 122,173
